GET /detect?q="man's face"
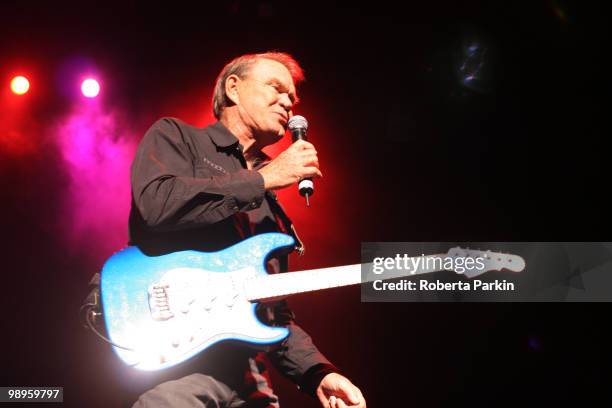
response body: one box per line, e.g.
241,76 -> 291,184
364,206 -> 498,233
236,58 -> 298,145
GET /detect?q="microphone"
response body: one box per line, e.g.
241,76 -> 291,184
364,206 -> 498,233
287,115 -> 314,206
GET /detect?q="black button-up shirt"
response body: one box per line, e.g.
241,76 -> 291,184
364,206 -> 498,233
130,119 -> 276,254
128,117 -> 336,396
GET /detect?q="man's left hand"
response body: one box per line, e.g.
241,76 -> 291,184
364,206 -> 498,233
315,373 -> 366,408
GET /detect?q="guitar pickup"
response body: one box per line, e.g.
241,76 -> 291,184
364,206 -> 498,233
148,283 -> 174,321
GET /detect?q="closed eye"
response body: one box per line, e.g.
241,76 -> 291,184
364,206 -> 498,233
268,81 -> 298,105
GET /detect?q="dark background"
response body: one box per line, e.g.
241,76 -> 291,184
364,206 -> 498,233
1,1 -> 610,406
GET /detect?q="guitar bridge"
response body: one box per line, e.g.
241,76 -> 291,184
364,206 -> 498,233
148,283 -> 174,321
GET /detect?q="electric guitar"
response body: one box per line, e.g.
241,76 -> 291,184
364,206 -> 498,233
100,233 -> 525,370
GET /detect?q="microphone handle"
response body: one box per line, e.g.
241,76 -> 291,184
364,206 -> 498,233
291,127 -> 307,142
292,129 -> 314,204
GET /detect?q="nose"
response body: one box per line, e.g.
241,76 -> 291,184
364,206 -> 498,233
278,93 -> 293,112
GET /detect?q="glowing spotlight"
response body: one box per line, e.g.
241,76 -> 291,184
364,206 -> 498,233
10,76 -> 30,95
81,78 -> 100,98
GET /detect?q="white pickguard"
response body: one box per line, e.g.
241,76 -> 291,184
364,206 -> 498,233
117,267 -> 284,370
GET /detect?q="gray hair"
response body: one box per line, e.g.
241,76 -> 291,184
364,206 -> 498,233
212,52 -> 305,119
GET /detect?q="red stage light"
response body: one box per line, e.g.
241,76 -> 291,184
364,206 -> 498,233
81,78 -> 100,98
10,76 -> 30,95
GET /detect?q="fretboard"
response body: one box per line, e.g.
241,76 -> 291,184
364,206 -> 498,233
245,254 -> 447,302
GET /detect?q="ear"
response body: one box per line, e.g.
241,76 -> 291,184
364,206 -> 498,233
225,74 -> 241,106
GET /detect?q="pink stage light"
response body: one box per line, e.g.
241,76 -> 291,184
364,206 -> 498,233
81,78 -> 100,98
10,76 -> 30,95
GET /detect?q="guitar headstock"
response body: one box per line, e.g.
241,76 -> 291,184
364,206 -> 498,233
446,247 -> 525,278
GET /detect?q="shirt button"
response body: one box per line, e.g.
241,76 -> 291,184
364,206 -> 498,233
250,202 -> 257,209
232,206 -> 239,211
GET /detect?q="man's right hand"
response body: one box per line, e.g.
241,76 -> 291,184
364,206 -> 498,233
258,140 -> 322,190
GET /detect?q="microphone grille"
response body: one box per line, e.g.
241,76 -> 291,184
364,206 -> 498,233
288,115 -> 308,131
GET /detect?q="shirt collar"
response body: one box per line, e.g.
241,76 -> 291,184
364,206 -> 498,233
207,121 -> 240,148
207,121 -> 272,165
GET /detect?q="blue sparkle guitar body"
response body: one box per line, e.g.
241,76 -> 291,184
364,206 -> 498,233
100,233 -> 295,371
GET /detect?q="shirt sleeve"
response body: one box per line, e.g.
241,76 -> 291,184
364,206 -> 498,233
131,118 -> 265,231
265,301 -> 341,397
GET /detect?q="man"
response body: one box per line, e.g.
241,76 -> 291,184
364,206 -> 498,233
129,52 -> 366,408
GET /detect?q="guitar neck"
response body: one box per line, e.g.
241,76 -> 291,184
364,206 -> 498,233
246,254 -> 447,302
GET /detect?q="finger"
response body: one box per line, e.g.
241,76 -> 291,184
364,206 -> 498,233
302,156 -> 319,168
336,397 -> 349,408
317,389 -> 331,408
346,388 -> 361,405
335,382 -> 360,406
299,149 -> 318,159
302,166 -> 323,178
353,394 -> 366,408
294,140 -> 316,152
329,395 -> 337,408
357,390 -> 366,408
301,140 -> 316,150
299,150 -> 318,158
291,139 -> 306,149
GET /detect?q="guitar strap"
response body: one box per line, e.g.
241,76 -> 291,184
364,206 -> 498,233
265,190 -> 306,257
